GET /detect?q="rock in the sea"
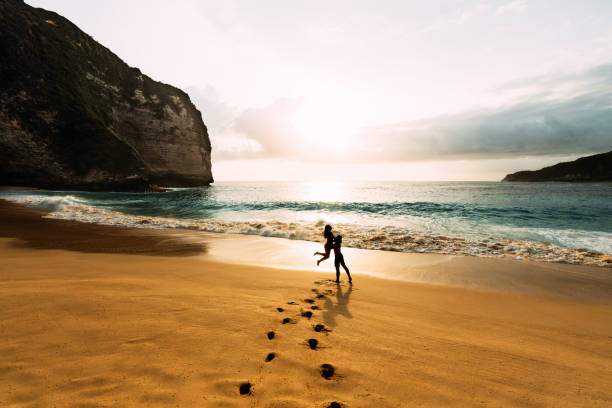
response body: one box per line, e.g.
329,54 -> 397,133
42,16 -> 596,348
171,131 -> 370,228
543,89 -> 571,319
502,151 -> 612,182
0,0 -> 212,191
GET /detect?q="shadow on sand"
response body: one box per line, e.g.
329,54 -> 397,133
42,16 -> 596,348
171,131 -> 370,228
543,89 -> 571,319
322,283 -> 353,327
0,200 -> 207,256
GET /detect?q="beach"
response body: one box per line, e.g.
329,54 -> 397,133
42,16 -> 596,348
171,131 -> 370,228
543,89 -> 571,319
3,0 -> 612,406
1,200 -> 611,407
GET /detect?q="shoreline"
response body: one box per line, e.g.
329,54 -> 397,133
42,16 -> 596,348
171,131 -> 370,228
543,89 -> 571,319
1,189 -> 611,268
1,199 -> 611,406
2,199 -> 611,303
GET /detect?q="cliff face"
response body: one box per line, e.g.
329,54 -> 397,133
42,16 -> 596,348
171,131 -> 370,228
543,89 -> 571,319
502,151 -> 612,182
0,0 -> 212,191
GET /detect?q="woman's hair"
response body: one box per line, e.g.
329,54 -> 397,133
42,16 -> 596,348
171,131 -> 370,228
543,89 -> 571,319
335,235 -> 342,243
323,224 -> 332,238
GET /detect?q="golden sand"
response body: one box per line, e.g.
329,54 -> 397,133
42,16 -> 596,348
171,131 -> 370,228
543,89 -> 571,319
1,201 -> 611,407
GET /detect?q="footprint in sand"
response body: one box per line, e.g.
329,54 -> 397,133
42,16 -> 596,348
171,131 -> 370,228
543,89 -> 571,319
320,364 -> 335,379
250,288 -> 340,401
239,382 -> 252,395
314,280 -> 330,285
314,324 -> 331,333
314,279 -> 339,289
301,310 -> 313,319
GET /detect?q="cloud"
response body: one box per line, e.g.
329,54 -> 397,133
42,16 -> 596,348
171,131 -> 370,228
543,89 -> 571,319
356,63 -> 612,161
420,1 -> 528,34
232,97 -> 304,158
420,4 -> 489,33
190,63 -> 612,163
186,85 -> 235,132
187,90 -> 307,161
496,1 -> 528,16
186,85 -> 268,160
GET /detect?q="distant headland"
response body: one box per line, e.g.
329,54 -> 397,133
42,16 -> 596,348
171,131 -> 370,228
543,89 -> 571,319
0,0 -> 212,192
502,151 -> 612,182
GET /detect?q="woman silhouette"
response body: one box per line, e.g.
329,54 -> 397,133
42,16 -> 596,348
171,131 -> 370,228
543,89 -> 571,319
313,224 -> 334,266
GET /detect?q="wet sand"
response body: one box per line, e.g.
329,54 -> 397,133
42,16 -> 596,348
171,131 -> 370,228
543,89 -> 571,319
1,200 -> 611,407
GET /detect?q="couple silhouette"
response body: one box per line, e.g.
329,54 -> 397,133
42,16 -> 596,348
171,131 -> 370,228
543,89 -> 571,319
313,224 -> 352,283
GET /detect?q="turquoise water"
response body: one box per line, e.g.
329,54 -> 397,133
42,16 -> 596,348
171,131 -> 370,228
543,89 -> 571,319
2,181 -> 611,264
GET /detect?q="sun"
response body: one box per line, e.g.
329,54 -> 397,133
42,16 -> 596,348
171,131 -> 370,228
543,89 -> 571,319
289,92 -> 362,152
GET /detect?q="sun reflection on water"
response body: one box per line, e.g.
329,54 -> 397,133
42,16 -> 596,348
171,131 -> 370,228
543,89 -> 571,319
299,181 -> 354,203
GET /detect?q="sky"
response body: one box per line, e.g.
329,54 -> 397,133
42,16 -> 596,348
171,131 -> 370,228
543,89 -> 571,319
28,0 -> 612,181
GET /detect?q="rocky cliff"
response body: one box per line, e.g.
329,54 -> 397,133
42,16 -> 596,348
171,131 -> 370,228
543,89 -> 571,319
0,0 -> 212,191
502,151 -> 612,182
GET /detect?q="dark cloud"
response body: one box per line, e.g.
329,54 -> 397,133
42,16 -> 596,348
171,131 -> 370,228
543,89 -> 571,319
362,91 -> 612,161
355,63 -> 612,161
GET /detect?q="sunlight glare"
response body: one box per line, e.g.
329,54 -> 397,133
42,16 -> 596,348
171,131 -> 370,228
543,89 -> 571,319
289,86 -> 364,153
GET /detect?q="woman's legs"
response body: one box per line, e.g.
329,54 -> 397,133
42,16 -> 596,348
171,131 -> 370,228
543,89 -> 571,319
317,253 -> 330,265
316,246 -> 332,265
340,258 -> 352,282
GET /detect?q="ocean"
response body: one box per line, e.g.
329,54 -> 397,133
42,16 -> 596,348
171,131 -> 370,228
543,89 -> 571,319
2,181 -> 611,266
